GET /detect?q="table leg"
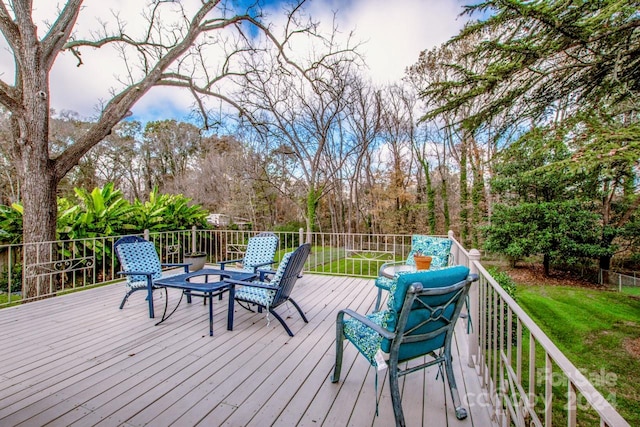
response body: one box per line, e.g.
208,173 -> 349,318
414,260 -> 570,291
147,281 -> 155,318
208,292 -> 213,336
155,288 -> 184,327
227,284 -> 235,331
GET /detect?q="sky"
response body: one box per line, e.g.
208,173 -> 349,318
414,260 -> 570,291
0,0 -> 469,124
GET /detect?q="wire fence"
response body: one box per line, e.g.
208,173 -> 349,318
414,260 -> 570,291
600,269 -> 640,294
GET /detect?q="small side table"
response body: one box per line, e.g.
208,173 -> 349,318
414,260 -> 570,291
154,268 -> 256,336
380,264 -> 416,279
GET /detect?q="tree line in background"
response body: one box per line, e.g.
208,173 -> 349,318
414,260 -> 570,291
422,0 -> 640,274
0,0 -> 638,301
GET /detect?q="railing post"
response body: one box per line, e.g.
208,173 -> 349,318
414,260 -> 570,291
144,229 -> 150,240
619,273 -> 622,292
468,248 -> 481,367
448,230 -> 460,265
299,227 -> 305,245
191,226 -> 197,253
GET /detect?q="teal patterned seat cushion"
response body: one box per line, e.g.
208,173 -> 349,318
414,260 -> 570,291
343,310 -> 393,366
235,284 -> 277,306
374,275 -> 394,292
116,241 -> 162,290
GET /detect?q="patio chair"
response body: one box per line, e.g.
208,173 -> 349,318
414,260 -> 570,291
374,235 -> 452,311
225,243 -> 311,336
115,236 -> 190,318
332,266 -> 477,426
218,232 -> 279,274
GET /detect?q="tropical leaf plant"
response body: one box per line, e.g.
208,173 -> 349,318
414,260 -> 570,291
130,187 -> 207,232
0,203 -> 23,244
56,183 -> 136,261
59,183 -> 136,240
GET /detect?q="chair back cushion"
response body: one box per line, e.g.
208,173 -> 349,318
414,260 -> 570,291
382,265 -> 470,360
272,243 -> 311,305
116,241 -> 163,284
406,235 -> 452,269
242,234 -> 279,270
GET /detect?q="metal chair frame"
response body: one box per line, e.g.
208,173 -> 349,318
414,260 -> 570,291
115,235 -> 190,318
226,243 -> 311,336
333,269 -> 477,426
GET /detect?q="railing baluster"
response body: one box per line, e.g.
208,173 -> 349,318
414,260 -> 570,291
568,380 -> 577,427
529,333 -> 536,413
545,352 -> 552,426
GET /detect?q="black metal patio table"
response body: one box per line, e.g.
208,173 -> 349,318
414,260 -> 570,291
154,268 -> 256,336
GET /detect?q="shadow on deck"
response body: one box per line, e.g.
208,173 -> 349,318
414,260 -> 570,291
0,271 -> 495,426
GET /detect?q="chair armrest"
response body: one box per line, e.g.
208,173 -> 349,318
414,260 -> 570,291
252,260 -> 276,270
337,308 -> 395,340
218,258 -> 243,270
257,268 -> 277,281
252,261 -> 277,277
162,263 -> 190,272
117,270 -> 154,277
117,271 -> 158,288
224,278 -> 276,290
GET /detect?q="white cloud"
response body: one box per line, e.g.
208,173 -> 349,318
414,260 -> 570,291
0,0 -> 467,121
307,0 -> 466,84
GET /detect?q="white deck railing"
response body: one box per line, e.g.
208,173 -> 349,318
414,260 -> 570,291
450,236 -> 629,427
0,229 -> 631,426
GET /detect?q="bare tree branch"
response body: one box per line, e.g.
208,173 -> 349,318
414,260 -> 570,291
54,1 -> 221,178
41,0 -> 82,70
0,2 -> 21,53
0,80 -> 20,110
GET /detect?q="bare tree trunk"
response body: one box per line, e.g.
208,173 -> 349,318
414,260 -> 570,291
21,165 -> 58,299
9,22 -> 59,298
543,253 -> 551,276
459,141 -> 469,245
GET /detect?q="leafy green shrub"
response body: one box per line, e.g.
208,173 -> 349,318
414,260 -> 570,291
130,187 -> 207,232
487,266 -> 517,301
273,221 -> 304,233
0,263 -> 22,293
274,222 -> 304,248
485,266 -> 519,346
0,204 -> 23,244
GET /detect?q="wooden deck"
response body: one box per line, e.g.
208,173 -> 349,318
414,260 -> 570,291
0,271 -> 495,427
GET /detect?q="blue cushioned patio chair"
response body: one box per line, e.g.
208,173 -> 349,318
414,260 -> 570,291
332,266 -> 477,426
218,232 -> 279,274
374,235 -> 452,311
225,243 -> 311,336
115,236 -> 190,318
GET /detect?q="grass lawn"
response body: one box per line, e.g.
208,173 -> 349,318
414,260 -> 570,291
0,293 -> 21,306
622,286 -> 640,296
517,284 -> 640,425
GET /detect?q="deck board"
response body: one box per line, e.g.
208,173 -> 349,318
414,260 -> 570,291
0,271 -> 495,427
